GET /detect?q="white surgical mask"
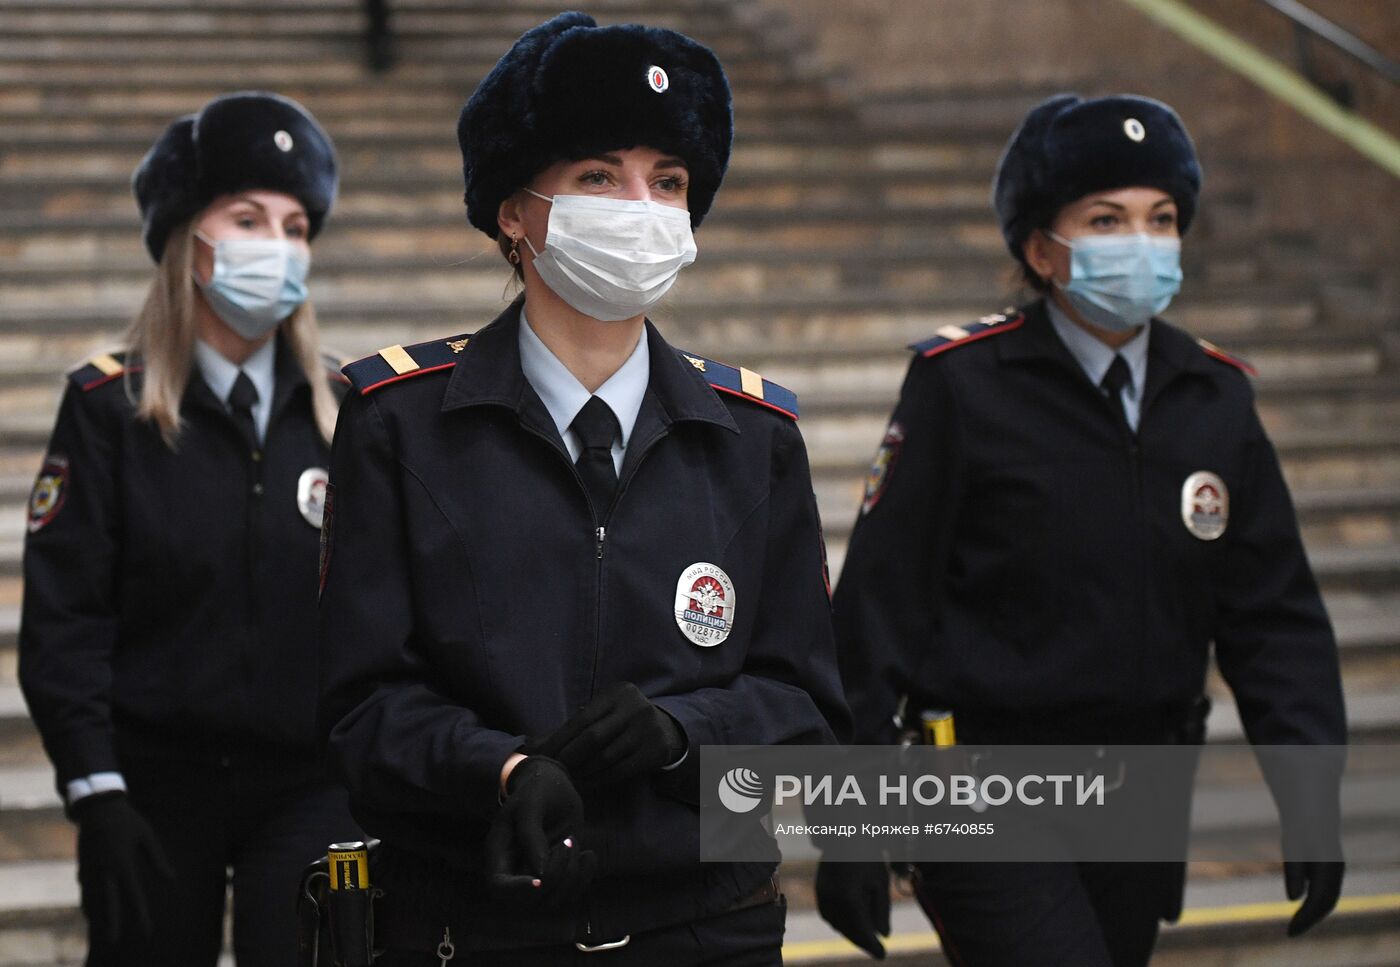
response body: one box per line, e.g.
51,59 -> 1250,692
1049,231 -> 1183,332
521,190 -> 697,322
195,233 -> 310,340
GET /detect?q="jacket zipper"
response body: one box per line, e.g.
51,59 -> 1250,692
584,426 -> 671,696
519,418 -> 673,700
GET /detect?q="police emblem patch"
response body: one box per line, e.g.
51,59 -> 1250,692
318,482 -> 335,598
861,422 -> 905,515
674,562 -> 736,647
1181,471 -> 1228,541
28,457 -> 70,533
297,467 -> 330,529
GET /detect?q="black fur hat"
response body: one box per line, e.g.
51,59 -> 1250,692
993,94 -> 1202,267
457,11 -> 732,239
133,91 -> 338,261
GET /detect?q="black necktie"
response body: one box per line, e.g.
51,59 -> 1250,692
228,370 -> 260,449
571,395 -> 620,517
1100,354 -> 1133,436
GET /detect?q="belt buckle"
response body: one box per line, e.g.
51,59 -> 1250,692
575,935 -> 631,953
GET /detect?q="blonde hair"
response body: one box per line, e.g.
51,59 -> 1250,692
121,220 -> 339,447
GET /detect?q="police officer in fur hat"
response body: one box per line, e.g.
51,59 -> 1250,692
19,92 -> 359,966
814,94 -> 1346,965
317,12 -> 847,964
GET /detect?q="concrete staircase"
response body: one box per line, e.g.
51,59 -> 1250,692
0,1 -> 1397,963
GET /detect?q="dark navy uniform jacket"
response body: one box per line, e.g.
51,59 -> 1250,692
318,301 -> 847,945
835,299 -> 1346,748
20,338 -> 348,789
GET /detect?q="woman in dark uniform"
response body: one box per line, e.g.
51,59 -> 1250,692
19,92 -> 359,967
815,94 -> 1346,966
317,13 -> 847,965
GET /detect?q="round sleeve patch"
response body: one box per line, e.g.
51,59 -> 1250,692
861,421 -> 905,515
28,456 -> 69,533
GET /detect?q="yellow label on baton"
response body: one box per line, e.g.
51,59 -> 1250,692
922,710 -> 956,747
327,843 -> 369,891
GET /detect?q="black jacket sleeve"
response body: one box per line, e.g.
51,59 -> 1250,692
317,391 -> 523,822
1214,406 -> 1347,746
831,355 -> 966,744
652,416 -> 850,754
19,384 -> 124,787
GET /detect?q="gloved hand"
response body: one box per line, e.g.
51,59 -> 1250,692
1259,744 -> 1345,937
526,682 -> 687,785
72,791 -> 175,945
485,756 -> 596,907
1284,860 -> 1344,936
815,860 -> 891,959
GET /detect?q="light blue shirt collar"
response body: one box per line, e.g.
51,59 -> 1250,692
1046,298 -> 1150,432
193,336 -> 276,443
518,308 -> 650,473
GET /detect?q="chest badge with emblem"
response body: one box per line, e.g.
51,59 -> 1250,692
297,467 -> 330,529
674,562 -> 736,647
861,421 -> 905,515
1181,471 -> 1228,540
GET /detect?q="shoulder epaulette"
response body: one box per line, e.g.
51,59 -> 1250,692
321,350 -> 352,386
676,348 -> 798,420
67,352 -> 131,392
1196,338 -> 1258,377
343,334 -> 473,394
909,310 -> 1024,358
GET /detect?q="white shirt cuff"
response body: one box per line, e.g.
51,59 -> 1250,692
66,771 -> 127,805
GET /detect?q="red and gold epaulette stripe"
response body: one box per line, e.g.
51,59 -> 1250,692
909,310 -> 1024,358
342,334 -> 473,394
1196,338 -> 1258,376
67,353 -> 135,392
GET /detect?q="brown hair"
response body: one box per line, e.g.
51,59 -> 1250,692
120,221 -> 339,447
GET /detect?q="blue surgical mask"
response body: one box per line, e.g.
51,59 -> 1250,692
1050,231 -> 1183,332
195,234 -> 310,340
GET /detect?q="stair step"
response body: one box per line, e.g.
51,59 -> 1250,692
0,12 -> 760,42
0,164 -> 984,208
0,198 -> 1004,234
0,288 -> 1327,334
0,58 -> 827,93
778,882 -> 1400,965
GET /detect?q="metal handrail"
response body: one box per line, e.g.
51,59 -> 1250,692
1258,0 -> 1400,105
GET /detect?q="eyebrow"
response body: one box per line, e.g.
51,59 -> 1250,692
229,195 -> 268,213
230,194 -> 307,220
583,154 -> 688,171
1086,198 -> 1176,211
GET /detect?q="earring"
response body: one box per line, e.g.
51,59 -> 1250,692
508,235 -> 521,265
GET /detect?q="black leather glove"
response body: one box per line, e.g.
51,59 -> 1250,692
1259,745 -> 1345,937
72,791 -> 175,945
815,860 -> 891,960
526,682 -> 687,785
1284,860 -> 1344,936
485,756 -> 596,907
